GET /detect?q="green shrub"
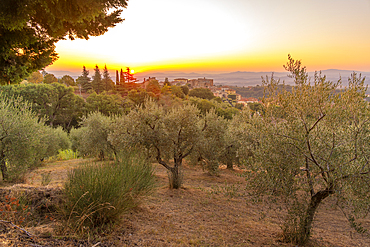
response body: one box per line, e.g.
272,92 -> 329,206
46,149 -> 79,162
0,95 -> 65,181
70,112 -> 116,160
62,151 -> 155,233
57,149 -> 79,160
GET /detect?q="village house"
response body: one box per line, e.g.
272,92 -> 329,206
237,97 -> 259,105
225,88 -> 236,95
211,87 -> 228,98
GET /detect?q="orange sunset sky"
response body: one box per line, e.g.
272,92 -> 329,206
46,0 -> 370,75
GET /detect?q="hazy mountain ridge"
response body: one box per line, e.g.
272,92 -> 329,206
136,69 -> 370,86
46,69 -> 370,87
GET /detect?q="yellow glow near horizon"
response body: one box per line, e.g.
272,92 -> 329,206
46,0 -> 370,76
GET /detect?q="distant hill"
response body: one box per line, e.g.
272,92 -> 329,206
135,69 -> 370,87
46,69 -> 370,87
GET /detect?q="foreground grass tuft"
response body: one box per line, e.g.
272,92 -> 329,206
61,151 -> 155,234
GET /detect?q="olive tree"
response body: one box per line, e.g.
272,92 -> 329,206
219,107 -> 253,169
190,109 -> 228,174
70,112 -> 116,160
244,55 -> 370,244
0,95 -> 67,180
109,100 -> 204,188
189,106 -> 252,172
40,126 -> 71,159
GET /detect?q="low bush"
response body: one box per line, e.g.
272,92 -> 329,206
57,149 -> 78,161
70,112 -> 116,160
61,151 -> 155,234
46,149 -> 79,162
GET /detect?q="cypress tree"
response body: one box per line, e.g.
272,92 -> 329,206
116,70 -> 119,85
120,68 -> 126,84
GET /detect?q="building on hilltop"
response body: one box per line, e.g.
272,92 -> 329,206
173,78 -> 188,85
188,77 -> 213,88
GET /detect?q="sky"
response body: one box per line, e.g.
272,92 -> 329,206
46,0 -> 370,75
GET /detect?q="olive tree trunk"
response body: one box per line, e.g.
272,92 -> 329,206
296,187 -> 334,244
156,154 -> 183,189
168,164 -> 182,189
0,151 -> 8,181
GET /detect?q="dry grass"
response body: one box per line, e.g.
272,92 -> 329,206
0,159 -> 369,246
24,159 -> 95,187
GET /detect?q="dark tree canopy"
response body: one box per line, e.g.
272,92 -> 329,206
60,75 -> 76,86
189,87 -> 215,100
125,67 -> 137,83
77,66 -> 92,92
0,83 -> 85,130
27,71 -> 44,84
92,65 -> 104,93
43,73 -> 58,84
0,0 -> 128,85
102,65 -> 114,91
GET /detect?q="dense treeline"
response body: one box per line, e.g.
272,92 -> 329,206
0,70 -> 243,131
231,84 -> 293,99
231,80 -> 370,101
0,69 -> 243,180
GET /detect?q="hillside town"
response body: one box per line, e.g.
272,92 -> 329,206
144,76 -> 260,106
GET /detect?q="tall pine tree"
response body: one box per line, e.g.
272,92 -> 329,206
92,65 -> 104,93
77,66 -> 92,93
125,67 -> 137,83
102,65 -> 114,91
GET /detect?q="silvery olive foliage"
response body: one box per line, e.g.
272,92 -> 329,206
70,112 -> 116,160
0,95 -> 70,180
243,55 -> 370,244
109,100 -> 204,189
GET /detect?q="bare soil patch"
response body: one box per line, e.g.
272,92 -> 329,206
0,160 -> 369,246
